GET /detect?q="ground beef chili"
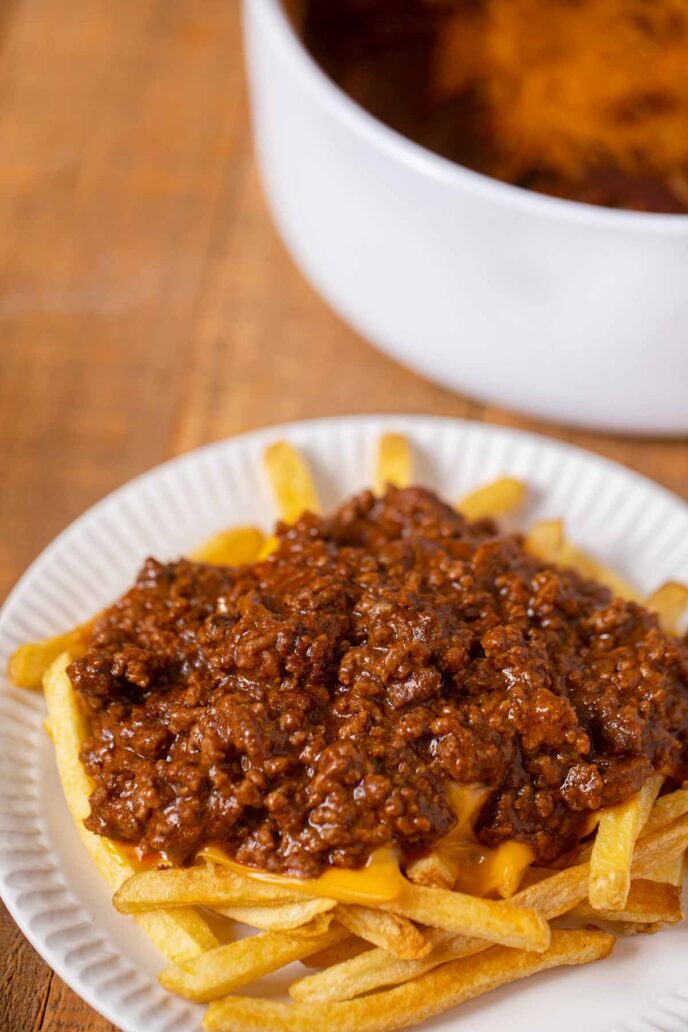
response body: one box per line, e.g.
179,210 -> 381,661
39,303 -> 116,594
69,487 -> 688,878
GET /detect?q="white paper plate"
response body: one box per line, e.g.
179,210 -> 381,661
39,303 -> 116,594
1,415 -> 688,1032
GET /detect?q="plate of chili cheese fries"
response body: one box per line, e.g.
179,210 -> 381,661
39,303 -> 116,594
1,416 -> 687,1032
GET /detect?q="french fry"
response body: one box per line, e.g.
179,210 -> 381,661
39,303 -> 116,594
277,913 -> 334,938
524,519 -> 640,601
646,581 -> 688,635
336,905 -> 429,960
515,862 -> 592,918
574,784 -> 688,866
190,525 -> 265,566
589,775 -> 663,910
9,619 -> 95,690
114,863 -> 308,913
213,897 -> 336,932
381,881 -> 550,952
206,929 -> 614,1032
560,543 -> 640,602
630,814 -> 688,878
290,928 -> 460,1003
295,912 -> 335,937
495,843 -> 535,898
459,477 -> 526,521
257,534 -> 279,559
265,441 -> 321,523
375,434 -> 412,495
640,786 -> 688,837
404,852 -> 455,889
639,788 -> 688,894
524,519 -> 564,562
618,921 -> 666,936
159,925 -> 348,1002
300,936 -> 370,969
44,653 -> 217,963
645,855 -> 685,887
569,879 -> 683,925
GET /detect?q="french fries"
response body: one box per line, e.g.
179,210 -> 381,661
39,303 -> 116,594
204,929 -> 614,1032
290,927 -> 461,1004
646,855 -> 685,887
618,921 -> 666,936
404,852 -> 455,890
290,812 -> 688,1005
640,785 -> 688,836
561,541 -> 641,602
524,518 -> 564,563
15,433 -> 688,1032
569,878 -> 683,925
375,433 -> 413,495
190,525 -> 265,566
257,534 -> 279,559
646,581 -> 688,634
10,619 -> 95,690
214,897 -> 336,932
459,476 -> 526,521
631,812 -> 688,876
293,867 -> 574,1004
301,936 -> 370,969
380,881 -> 550,953
589,775 -> 663,910
160,925 -> 349,1002
116,860 -> 547,951
335,905 -> 430,960
525,518 -> 641,601
114,863 -> 307,912
264,440 -> 321,523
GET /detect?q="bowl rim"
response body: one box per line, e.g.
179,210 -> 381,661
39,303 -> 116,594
251,0 -> 688,235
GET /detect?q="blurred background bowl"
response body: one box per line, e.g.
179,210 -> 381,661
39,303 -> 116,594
243,0 -> 688,435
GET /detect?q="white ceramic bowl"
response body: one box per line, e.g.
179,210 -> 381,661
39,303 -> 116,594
243,0 -> 688,435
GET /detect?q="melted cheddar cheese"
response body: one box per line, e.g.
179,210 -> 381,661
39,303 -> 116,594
431,785 -> 534,898
199,785 -> 533,902
200,845 -> 406,905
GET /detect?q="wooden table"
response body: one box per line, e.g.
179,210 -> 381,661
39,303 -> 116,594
1,1 -> 686,1029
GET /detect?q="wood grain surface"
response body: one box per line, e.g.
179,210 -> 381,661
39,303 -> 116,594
1,1 -> 686,1029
